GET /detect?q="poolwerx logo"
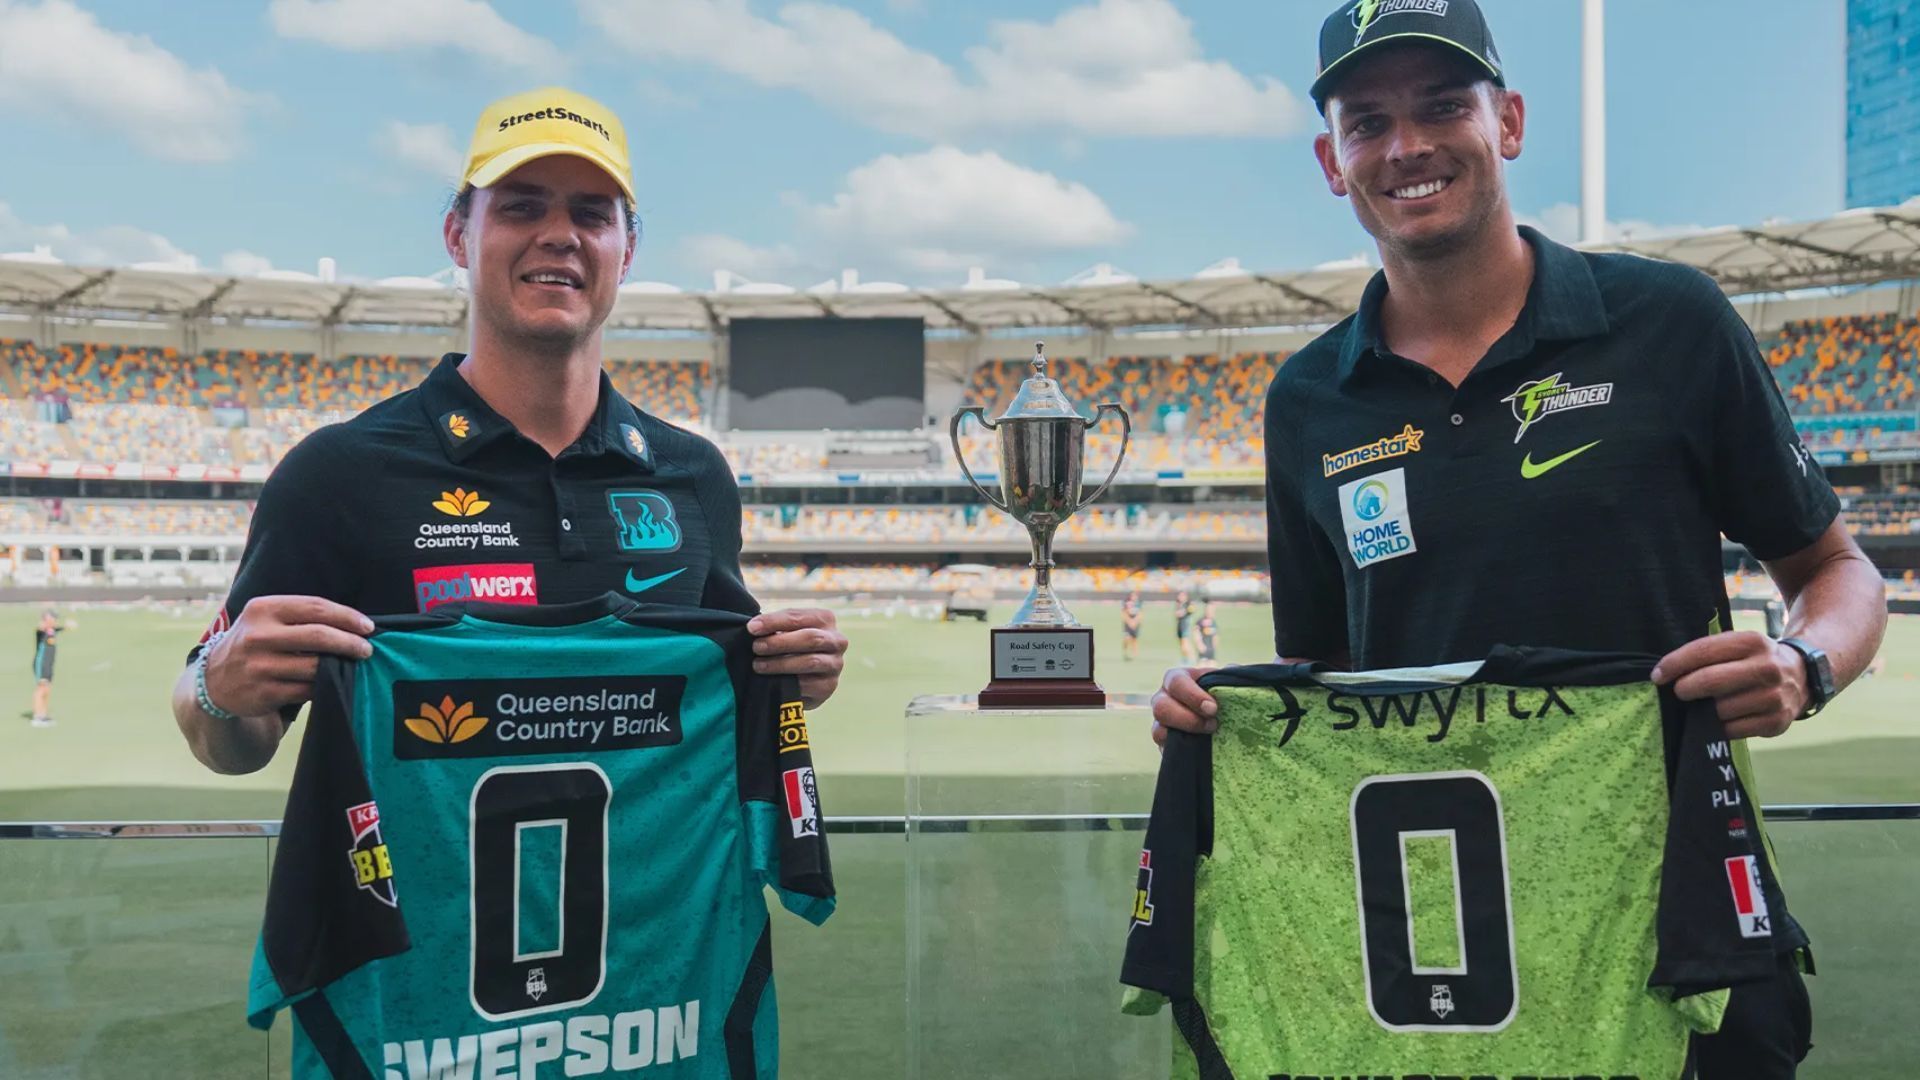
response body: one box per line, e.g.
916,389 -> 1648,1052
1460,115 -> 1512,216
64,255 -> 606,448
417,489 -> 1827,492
394,676 -> 684,759
1502,371 -> 1613,443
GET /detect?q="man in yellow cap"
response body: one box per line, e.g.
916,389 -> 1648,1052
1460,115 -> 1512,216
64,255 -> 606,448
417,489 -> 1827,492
172,87 -> 848,773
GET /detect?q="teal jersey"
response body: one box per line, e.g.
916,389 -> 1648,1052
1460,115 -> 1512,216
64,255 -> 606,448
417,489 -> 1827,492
247,594 -> 834,1079
1122,649 -> 1792,1080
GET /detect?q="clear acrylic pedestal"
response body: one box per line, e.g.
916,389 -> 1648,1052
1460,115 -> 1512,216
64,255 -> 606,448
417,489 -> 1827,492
903,693 -> 1168,1080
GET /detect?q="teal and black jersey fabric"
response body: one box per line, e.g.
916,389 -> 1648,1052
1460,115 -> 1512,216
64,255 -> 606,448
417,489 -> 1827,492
248,594 -> 834,1079
1122,648 -> 1795,1080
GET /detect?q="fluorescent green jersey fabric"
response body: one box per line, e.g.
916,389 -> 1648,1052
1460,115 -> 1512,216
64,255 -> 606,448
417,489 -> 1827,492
1122,648 -> 1794,1080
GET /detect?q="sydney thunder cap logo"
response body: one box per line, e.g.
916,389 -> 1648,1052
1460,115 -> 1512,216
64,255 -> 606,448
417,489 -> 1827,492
1349,0 -> 1450,44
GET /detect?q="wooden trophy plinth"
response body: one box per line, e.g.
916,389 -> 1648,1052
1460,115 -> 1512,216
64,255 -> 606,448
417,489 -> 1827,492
976,626 -> 1105,708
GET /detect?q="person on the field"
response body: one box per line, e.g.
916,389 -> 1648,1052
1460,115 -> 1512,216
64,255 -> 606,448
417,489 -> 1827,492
1151,2 -> 1886,1075
171,87 -> 847,775
1172,589 -> 1198,664
27,608 -> 61,727
1195,601 -> 1218,665
1121,590 -> 1144,660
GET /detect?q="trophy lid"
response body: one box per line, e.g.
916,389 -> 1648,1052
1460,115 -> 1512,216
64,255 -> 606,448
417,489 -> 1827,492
996,342 -> 1086,422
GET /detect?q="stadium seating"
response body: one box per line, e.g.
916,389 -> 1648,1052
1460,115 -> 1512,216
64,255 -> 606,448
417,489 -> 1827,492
0,498 -> 251,538
1762,313 -> 1920,414
240,352 -> 433,411
605,360 -> 709,423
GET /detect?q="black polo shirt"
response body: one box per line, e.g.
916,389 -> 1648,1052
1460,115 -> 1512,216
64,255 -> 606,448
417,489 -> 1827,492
1266,227 -> 1840,669
202,353 -> 753,648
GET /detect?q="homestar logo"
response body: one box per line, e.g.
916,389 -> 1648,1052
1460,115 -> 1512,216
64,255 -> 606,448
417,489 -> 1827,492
1501,372 -> 1613,443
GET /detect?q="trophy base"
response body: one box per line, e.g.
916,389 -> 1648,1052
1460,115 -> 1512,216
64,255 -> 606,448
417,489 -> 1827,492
977,626 -> 1106,709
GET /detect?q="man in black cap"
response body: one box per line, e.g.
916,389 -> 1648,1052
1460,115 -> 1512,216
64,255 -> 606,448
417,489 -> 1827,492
1152,1 -> 1889,1074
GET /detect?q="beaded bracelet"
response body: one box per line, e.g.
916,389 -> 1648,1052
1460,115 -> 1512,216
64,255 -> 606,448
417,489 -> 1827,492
195,630 -> 243,724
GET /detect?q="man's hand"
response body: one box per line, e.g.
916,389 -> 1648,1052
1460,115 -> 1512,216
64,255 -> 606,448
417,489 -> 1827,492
204,595 -> 374,718
748,608 -> 847,710
1652,630 -> 1809,740
1150,666 -> 1217,747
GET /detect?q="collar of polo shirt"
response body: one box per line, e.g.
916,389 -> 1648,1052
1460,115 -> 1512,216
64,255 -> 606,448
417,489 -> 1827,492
1336,226 -> 1616,386
415,353 -> 656,471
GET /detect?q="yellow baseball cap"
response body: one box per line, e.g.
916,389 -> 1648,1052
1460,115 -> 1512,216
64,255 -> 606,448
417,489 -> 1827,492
462,87 -> 634,203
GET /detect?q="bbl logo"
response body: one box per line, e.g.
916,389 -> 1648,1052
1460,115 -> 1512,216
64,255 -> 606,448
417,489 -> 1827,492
607,490 -> 683,553
526,968 -> 548,1002
1429,984 -> 1455,1019
1130,849 -> 1155,931
345,801 -> 397,908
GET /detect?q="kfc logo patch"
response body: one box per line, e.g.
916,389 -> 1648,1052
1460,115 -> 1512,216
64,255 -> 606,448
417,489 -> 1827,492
1725,854 -> 1772,939
782,767 -> 819,838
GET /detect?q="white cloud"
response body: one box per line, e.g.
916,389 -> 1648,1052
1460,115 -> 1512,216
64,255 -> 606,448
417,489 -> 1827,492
377,121 -> 464,182
1523,202 -> 1707,245
681,233 -> 807,282
268,0 -> 562,70
0,0 -> 252,162
796,147 -> 1130,272
684,148 -> 1130,283
0,200 -> 198,268
579,0 -> 1302,140
220,250 -> 276,276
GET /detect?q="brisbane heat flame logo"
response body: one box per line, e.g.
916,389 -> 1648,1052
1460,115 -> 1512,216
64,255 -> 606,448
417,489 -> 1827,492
404,695 -> 490,744
607,490 -> 683,553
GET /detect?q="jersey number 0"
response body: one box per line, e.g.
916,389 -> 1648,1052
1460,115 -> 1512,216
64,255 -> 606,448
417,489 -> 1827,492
470,763 -> 612,1020
1350,771 -> 1520,1032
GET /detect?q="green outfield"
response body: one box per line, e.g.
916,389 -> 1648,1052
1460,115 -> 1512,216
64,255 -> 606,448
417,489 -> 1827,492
0,600 -> 1914,1077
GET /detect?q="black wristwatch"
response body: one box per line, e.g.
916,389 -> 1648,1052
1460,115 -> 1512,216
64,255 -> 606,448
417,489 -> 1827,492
1778,638 -> 1836,719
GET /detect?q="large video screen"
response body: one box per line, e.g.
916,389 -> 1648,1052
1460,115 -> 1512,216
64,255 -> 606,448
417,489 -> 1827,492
727,317 -> 925,430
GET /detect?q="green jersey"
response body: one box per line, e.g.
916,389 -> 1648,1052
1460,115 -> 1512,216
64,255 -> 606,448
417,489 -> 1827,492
1121,648 -> 1796,1080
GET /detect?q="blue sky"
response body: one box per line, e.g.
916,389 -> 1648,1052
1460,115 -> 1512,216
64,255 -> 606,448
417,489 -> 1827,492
0,0 -> 1846,290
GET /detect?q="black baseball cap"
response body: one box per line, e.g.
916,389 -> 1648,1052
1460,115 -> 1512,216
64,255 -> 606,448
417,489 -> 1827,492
1311,0 -> 1505,112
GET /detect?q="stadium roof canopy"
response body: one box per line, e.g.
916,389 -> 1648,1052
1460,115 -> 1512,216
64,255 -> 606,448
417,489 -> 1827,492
5,205 -> 1920,334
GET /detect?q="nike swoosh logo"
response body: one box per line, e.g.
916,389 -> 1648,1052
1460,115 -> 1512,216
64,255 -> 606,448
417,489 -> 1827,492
623,567 -> 687,594
1520,440 -> 1602,479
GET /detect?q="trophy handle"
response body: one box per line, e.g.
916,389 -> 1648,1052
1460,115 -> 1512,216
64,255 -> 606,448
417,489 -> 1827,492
1075,402 -> 1130,512
949,407 -> 1010,514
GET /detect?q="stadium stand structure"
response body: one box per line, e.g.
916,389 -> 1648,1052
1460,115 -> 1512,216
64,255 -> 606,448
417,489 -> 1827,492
6,203 -> 1920,597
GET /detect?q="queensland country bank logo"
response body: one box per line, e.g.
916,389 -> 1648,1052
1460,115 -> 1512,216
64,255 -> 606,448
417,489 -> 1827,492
419,488 -> 519,553
346,801 -> 397,908
404,694 -> 491,745
608,490 -> 682,553
393,676 -> 685,760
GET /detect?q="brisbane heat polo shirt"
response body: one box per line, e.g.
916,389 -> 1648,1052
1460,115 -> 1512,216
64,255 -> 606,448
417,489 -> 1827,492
1263,226 -> 1840,671
203,353 -> 753,656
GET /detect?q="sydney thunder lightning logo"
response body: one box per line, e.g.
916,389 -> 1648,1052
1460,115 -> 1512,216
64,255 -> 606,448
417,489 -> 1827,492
1501,371 -> 1613,443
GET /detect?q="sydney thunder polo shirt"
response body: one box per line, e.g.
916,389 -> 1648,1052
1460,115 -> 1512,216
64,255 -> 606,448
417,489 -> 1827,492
199,353 -> 755,657
1264,226 -> 1840,671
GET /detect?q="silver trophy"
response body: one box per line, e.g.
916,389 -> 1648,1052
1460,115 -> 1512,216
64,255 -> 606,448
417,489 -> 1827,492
951,343 -> 1131,629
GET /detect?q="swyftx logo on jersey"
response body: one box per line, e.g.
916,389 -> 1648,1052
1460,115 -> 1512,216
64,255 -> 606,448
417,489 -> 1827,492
1337,467 -> 1417,569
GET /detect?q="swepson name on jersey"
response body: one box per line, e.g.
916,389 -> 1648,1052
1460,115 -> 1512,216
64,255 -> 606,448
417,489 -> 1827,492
381,1000 -> 699,1080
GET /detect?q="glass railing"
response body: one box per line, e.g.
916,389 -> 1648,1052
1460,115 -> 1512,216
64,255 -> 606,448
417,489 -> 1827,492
0,810 -> 1915,1078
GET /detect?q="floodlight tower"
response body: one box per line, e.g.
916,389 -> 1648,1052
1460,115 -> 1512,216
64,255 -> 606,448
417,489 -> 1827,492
1581,0 -> 1607,244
